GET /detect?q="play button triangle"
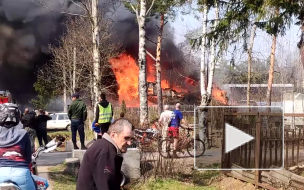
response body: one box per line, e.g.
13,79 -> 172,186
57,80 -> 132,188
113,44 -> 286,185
225,123 -> 254,153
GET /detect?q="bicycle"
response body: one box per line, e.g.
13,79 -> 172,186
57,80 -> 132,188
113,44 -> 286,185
158,127 -> 205,158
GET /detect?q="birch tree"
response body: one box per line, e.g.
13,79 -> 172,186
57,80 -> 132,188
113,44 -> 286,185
148,0 -> 184,116
265,7 -> 279,107
155,13 -> 165,115
34,0 -> 119,112
125,0 -> 156,125
32,15 -> 119,111
247,25 -> 257,107
92,0 -> 100,108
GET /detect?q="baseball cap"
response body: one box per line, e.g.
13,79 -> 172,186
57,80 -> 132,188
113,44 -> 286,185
72,93 -> 80,98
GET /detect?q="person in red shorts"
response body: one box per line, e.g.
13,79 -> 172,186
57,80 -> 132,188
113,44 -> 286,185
168,103 -> 187,158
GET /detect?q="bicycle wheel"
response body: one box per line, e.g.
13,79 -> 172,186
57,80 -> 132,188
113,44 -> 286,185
187,139 -> 205,157
158,139 -> 172,158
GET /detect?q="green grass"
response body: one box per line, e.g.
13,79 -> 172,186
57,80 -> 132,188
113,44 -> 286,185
47,128 -> 95,141
48,164 -> 66,172
48,164 -> 76,190
177,164 -> 220,186
129,178 -> 220,190
48,162 -> 220,190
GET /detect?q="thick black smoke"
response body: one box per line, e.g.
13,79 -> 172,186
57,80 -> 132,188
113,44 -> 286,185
0,0 -> 196,107
111,7 -> 192,87
0,0 -> 79,106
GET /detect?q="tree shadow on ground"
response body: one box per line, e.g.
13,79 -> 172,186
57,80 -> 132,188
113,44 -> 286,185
176,163 -> 220,186
140,161 -> 154,175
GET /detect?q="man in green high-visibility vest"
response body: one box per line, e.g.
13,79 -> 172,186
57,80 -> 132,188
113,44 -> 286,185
95,93 -> 113,137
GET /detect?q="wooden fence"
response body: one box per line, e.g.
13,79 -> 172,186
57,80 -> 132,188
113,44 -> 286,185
278,113 -> 304,168
222,112 -> 304,188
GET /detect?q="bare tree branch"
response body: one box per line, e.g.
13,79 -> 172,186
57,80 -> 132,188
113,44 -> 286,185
146,50 -> 156,61
145,36 -> 157,45
70,0 -> 86,12
146,0 -> 155,15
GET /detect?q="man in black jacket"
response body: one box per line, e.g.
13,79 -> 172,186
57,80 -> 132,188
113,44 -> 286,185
35,109 -> 52,146
76,118 -> 134,190
95,93 -> 113,137
68,93 -> 88,150
21,108 -> 36,152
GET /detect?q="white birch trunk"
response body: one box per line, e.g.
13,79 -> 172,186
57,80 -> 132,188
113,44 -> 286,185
73,47 -> 76,93
199,2 -> 219,146
300,23 -> 304,70
92,0 -> 100,114
207,2 -> 219,95
90,72 -> 94,109
199,3 -> 208,142
63,63 -> 67,112
156,13 -> 164,116
138,0 -> 148,126
247,25 -> 257,107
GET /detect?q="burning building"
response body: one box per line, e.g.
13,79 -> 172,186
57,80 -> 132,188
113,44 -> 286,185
0,1 -> 228,107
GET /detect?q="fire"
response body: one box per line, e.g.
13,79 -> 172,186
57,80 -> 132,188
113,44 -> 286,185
212,85 -> 227,105
185,77 -> 197,86
109,53 -> 139,103
161,80 -> 170,88
147,55 -> 155,82
109,52 -> 203,106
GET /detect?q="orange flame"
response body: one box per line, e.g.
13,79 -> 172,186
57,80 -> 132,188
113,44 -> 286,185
109,53 -> 139,105
109,53 -> 207,106
212,85 -> 227,105
185,77 -> 197,86
161,80 -> 170,88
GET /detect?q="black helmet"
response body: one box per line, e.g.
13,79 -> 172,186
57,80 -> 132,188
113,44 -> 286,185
0,103 -> 21,128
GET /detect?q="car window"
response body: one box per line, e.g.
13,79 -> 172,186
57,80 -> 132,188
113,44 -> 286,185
51,115 -> 57,120
58,114 -> 68,120
58,115 -> 65,120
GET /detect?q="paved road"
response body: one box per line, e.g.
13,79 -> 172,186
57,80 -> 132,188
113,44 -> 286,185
36,152 -> 72,166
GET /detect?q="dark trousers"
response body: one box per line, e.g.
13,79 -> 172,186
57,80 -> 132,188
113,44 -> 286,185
36,127 -> 48,146
98,122 -> 111,135
71,119 -> 85,145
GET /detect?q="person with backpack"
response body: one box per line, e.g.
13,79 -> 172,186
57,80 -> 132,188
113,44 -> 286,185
21,108 -> 36,152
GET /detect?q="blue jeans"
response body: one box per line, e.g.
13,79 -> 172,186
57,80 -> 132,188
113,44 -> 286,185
71,119 -> 85,145
0,167 -> 36,190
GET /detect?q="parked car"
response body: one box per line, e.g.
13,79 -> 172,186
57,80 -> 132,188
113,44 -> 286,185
47,113 -> 71,131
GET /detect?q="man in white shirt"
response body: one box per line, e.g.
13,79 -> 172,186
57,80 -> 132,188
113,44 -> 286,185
158,105 -> 172,151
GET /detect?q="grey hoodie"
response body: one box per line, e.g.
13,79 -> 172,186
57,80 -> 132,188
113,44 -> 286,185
0,122 -> 31,167
0,122 -> 27,148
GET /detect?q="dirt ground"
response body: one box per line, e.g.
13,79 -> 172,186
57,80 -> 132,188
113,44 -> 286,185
212,176 -> 256,190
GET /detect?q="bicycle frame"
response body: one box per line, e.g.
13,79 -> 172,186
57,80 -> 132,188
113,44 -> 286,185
165,128 -> 192,151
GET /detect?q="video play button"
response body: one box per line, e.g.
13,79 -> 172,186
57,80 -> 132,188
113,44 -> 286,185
225,123 -> 254,153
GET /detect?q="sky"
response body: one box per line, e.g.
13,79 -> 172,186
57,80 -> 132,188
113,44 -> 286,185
170,3 -> 302,65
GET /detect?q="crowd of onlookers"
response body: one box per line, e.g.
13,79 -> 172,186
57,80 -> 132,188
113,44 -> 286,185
20,108 -> 52,151
0,90 -> 188,190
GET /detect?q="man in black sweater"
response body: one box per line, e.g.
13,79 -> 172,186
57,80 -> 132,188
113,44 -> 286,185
76,118 -> 134,190
35,109 -> 52,146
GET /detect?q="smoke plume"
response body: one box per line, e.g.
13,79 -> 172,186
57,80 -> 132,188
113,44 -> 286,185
0,0 -> 197,107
